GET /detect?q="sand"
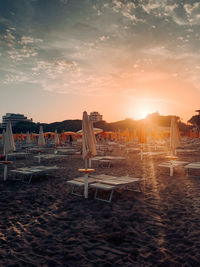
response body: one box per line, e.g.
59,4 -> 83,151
0,145 -> 200,266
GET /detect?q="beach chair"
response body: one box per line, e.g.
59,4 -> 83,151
184,162 -> 200,178
90,175 -> 144,202
67,177 -> 97,197
158,160 -> 188,176
67,174 -> 143,202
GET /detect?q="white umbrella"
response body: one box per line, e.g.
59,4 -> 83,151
170,116 -> 180,156
1,129 -> 5,146
26,131 -> 32,144
4,121 -> 16,156
38,126 -> 46,163
38,126 -> 46,147
82,111 -> 97,198
3,121 -> 15,181
54,129 -> 60,146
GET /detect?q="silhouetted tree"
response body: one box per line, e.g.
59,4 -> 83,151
188,115 -> 200,129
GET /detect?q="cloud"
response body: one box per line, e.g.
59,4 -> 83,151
19,36 -> 43,45
184,2 -> 200,15
3,73 -> 29,84
1,29 -> 16,47
140,0 -> 200,26
184,2 -> 200,25
0,29 -> 43,61
142,46 -> 171,58
109,0 -> 144,23
32,59 -> 78,78
7,46 -> 38,61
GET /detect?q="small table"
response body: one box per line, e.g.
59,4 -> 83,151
78,169 -> 95,198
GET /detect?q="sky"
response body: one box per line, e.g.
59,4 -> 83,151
0,0 -> 200,123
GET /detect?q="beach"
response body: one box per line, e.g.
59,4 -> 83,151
0,146 -> 200,266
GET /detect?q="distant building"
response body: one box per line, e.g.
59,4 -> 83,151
1,113 -> 32,129
89,111 -> 103,122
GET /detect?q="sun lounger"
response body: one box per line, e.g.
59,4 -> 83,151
11,165 -> 59,184
184,162 -> 200,178
91,156 -> 126,168
158,160 -> 188,176
34,154 -> 66,159
140,152 -> 166,156
90,174 -> 144,202
67,174 -> 143,202
176,149 -> 197,154
7,152 -> 31,160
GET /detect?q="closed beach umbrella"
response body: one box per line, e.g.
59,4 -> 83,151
26,131 -> 32,144
3,121 -> 15,181
1,129 -> 5,145
38,126 -> 46,147
54,129 -> 60,146
170,116 -> 180,155
4,121 -> 16,155
82,111 -> 97,198
82,111 -> 97,161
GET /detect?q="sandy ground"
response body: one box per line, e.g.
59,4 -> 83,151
0,143 -> 200,266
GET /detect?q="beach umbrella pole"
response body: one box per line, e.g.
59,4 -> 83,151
170,162 -> 173,176
3,164 -> 8,181
38,152 -> 41,163
140,146 -> 143,160
84,159 -> 88,198
89,158 -> 92,168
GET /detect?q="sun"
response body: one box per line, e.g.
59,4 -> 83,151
138,109 -> 150,119
131,103 -> 157,120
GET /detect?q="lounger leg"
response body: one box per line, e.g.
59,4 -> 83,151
21,174 -> 33,184
126,182 -> 142,193
108,189 -> 114,202
84,174 -> 88,199
28,174 -> 33,184
94,188 -> 114,203
94,188 -> 98,199
72,185 -> 83,197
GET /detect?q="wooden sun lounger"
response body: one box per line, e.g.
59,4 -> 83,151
184,162 -> 200,178
11,165 -> 59,184
67,172 -> 144,202
158,160 -> 188,176
34,154 -> 66,160
90,174 -> 144,202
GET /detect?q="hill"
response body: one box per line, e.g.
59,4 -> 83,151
3,112 -> 190,134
